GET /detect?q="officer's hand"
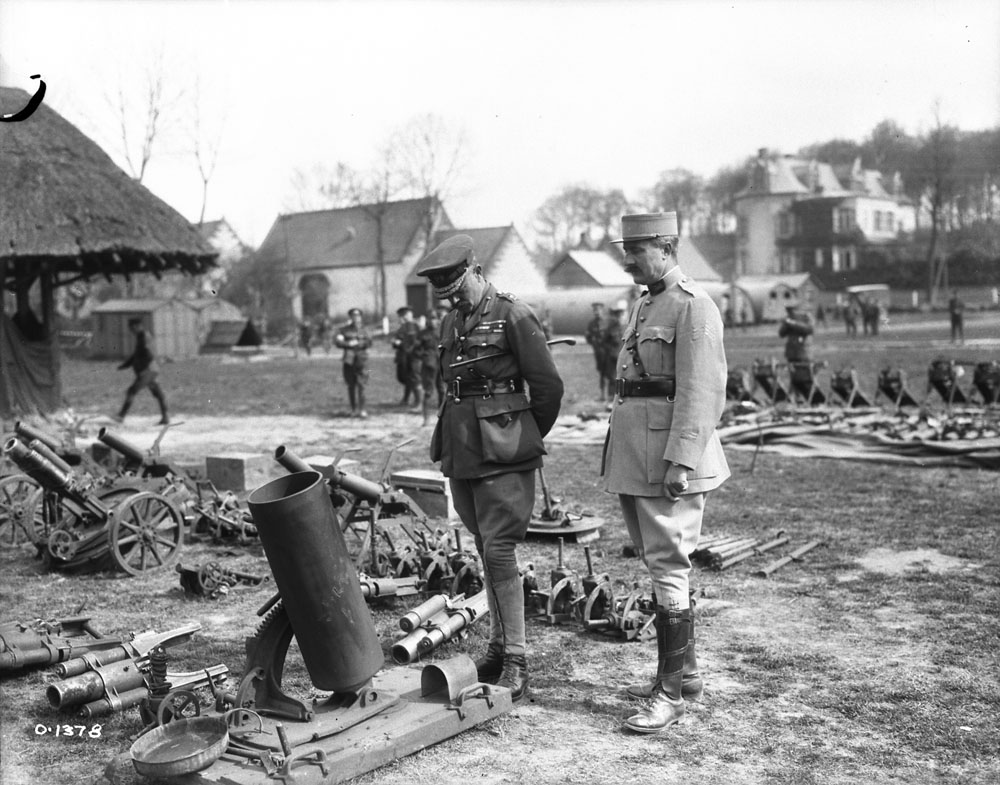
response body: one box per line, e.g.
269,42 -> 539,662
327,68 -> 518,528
664,463 -> 690,502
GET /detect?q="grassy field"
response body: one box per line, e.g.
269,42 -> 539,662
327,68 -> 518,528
1,309 -> 998,785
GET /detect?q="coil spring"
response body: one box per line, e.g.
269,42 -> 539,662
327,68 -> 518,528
148,646 -> 170,695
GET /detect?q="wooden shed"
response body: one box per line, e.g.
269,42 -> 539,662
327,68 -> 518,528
187,297 -> 245,347
89,299 -> 201,361
0,86 -> 216,417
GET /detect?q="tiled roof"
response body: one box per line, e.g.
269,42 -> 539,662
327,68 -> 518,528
257,197 -> 446,270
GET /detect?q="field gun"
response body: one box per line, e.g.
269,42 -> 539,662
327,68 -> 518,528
3,437 -> 184,575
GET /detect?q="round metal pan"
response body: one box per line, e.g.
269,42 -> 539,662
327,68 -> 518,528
130,714 -> 230,778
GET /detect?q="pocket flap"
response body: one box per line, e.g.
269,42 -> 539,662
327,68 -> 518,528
638,325 -> 676,344
473,392 -> 531,419
647,398 -> 673,430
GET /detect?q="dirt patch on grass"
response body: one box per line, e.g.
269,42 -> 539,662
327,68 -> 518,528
857,548 -> 981,576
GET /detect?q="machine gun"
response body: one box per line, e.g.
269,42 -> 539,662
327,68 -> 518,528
3,437 -> 184,575
579,582 -> 657,642
0,616 -> 113,673
391,590 -> 490,664
176,562 -> 270,598
44,623 -> 229,718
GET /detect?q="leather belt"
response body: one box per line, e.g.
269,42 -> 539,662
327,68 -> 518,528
449,378 -> 523,399
614,377 -> 675,398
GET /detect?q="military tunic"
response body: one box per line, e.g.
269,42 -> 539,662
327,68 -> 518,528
431,283 -> 563,480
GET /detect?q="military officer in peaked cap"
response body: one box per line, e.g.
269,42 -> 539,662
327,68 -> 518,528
601,212 -> 730,733
415,234 -> 564,702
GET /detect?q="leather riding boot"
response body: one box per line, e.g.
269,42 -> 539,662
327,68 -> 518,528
623,609 -> 690,733
492,575 -> 529,701
474,641 -> 505,685
475,562 -> 504,684
626,601 -> 703,701
497,654 -> 528,702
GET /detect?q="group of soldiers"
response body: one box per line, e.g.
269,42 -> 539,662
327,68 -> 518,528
306,304 -> 447,422
584,300 -> 631,403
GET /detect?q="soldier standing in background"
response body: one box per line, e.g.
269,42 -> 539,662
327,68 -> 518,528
600,302 -> 629,409
601,212 -> 729,734
392,306 -> 423,408
417,307 -> 447,426
779,302 -> 816,393
114,317 -> 169,425
415,234 -> 564,703
949,290 -> 965,344
585,301 -> 610,401
335,307 -> 372,419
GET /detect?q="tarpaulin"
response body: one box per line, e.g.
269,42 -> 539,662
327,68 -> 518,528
0,313 -> 60,417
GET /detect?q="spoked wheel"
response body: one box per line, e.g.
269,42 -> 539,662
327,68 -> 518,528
0,474 -> 43,548
109,492 -> 184,576
156,688 -> 202,725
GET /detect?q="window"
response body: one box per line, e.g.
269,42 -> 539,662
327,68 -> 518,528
834,208 -> 856,233
873,211 -> 883,232
814,248 -> 824,269
831,247 -> 841,272
886,212 -> 895,232
777,212 -> 795,238
844,249 -> 855,270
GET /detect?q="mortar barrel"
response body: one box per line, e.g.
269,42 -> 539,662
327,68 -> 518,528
274,445 -> 312,474
15,421 -> 61,452
97,428 -> 146,464
3,438 -> 73,490
77,686 -> 148,718
27,439 -> 73,475
248,471 -> 383,693
391,628 -> 432,664
328,467 -> 383,502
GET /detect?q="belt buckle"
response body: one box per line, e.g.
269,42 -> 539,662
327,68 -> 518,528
615,378 -> 626,397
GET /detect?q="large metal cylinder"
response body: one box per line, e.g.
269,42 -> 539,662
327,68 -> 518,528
15,421 -> 61,453
248,471 -> 383,693
3,438 -> 73,490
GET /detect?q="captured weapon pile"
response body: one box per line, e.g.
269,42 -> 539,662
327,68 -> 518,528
691,532 -> 824,575
730,358 -> 1000,412
1,616 -> 228,721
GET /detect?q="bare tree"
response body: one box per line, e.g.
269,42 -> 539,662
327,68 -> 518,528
190,74 -> 226,226
110,48 -> 183,183
532,184 -> 632,262
284,114 -> 469,319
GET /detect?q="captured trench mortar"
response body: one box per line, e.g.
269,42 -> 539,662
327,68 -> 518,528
156,468 -> 512,784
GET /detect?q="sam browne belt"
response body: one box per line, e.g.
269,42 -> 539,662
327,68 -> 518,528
614,377 -> 676,397
449,378 -> 524,399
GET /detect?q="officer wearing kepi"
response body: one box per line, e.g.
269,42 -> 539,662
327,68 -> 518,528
601,212 -> 730,733
415,234 -> 564,702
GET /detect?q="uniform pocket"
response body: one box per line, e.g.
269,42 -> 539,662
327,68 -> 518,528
637,326 -> 676,377
645,398 -> 673,484
473,393 -> 545,464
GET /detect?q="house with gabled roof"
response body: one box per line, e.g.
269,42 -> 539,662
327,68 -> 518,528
404,225 -> 544,315
734,148 -> 916,284
255,197 -> 452,322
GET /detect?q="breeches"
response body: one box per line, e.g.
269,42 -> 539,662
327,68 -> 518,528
618,493 -> 707,610
450,471 -> 535,582
343,363 -> 367,388
126,370 -> 165,402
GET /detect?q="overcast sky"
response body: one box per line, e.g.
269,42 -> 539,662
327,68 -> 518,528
2,0 -> 998,247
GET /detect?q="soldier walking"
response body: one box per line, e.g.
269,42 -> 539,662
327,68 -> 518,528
415,234 -> 564,703
114,317 -> 169,425
335,307 -> 372,419
417,307 -> 446,425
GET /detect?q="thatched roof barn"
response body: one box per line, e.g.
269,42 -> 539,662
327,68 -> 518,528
0,86 -> 216,417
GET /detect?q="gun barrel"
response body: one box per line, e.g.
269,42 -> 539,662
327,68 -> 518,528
399,594 -> 450,633
47,658 -> 147,710
328,467 -> 383,502
97,428 -> 146,464
3,438 -> 74,490
274,445 -> 312,474
27,439 -> 74,475
391,627 -> 434,664
14,421 -> 61,452
417,591 -> 489,653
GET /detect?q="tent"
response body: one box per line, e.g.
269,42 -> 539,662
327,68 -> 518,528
0,87 -> 216,417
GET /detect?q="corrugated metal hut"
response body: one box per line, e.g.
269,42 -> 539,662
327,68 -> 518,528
737,273 -> 821,322
89,299 -> 201,361
0,86 -> 216,417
